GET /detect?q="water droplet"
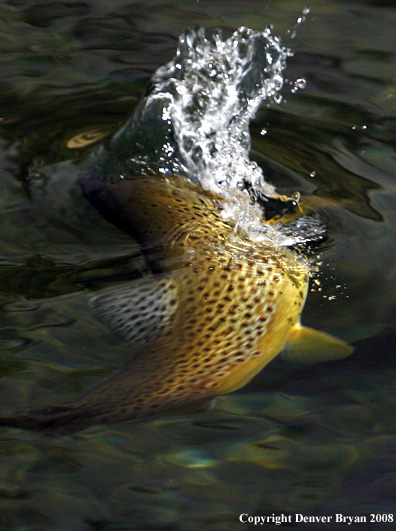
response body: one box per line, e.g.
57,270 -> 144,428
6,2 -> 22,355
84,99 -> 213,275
292,191 -> 301,202
295,78 -> 306,90
291,78 -> 306,93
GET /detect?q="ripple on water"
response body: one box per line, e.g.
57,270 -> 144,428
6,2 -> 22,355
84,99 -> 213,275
0,0 -> 395,529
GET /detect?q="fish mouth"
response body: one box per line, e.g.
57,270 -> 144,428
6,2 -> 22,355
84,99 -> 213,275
241,177 -> 300,220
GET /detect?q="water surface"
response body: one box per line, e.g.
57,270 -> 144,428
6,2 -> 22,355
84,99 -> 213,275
0,0 -> 395,529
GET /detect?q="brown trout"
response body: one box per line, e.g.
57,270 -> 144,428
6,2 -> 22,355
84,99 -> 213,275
0,171 -> 352,433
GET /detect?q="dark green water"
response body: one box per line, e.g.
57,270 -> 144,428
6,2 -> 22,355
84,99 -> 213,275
0,0 -> 395,529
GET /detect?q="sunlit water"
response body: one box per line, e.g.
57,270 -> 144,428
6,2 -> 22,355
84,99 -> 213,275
0,1 -> 396,530
102,21 -> 324,247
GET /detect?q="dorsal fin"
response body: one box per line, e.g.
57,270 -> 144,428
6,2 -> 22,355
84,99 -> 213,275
91,275 -> 178,349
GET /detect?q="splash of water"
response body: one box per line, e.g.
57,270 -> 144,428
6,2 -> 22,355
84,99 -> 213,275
156,26 -> 289,193
106,22 -> 323,246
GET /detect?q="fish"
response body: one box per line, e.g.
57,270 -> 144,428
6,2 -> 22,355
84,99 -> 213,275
0,170 -> 353,433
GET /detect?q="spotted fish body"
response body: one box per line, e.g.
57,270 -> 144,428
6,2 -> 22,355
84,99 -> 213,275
0,172 -> 352,432
87,176 -> 309,409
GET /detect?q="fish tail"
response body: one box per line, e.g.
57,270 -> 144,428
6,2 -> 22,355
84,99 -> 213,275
0,404 -> 100,434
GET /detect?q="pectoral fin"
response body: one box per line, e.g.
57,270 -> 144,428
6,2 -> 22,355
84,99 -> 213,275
281,325 -> 353,364
91,275 -> 178,349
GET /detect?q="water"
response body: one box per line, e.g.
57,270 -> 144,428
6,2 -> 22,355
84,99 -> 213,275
101,21 -> 325,246
0,0 -> 396,529
101,24 -> 287,245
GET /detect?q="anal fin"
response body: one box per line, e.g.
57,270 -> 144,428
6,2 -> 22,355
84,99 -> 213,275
281,325 -> 354,364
